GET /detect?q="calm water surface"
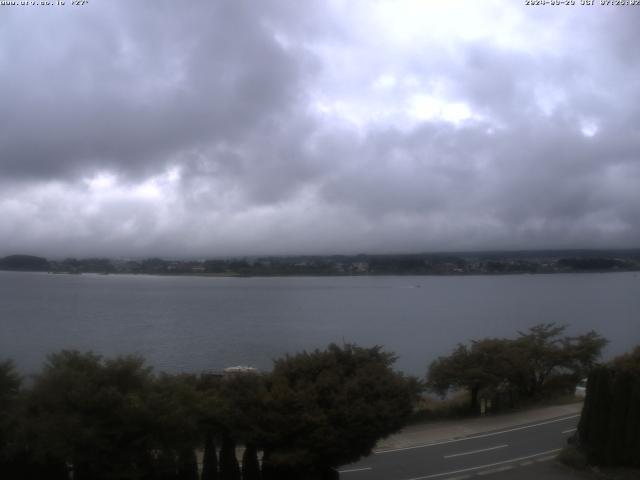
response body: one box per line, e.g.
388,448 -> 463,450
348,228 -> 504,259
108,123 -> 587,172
1,271 -> 639,375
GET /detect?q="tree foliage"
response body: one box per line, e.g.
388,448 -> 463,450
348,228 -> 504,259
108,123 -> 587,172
0,343 -> 418,479
260,343 -> 419,474
0,360 -> 21,477
577,345 -> 640,467
25,351 -> 157,479
427,324 -> 607,411
201,432 -> 218,480
241,444 -> 260,480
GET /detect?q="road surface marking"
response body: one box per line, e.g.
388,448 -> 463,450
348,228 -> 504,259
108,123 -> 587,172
400,448 -> 562,480
562,428 -> 577,434
520,461 -> 534,466
376,415 -> 579,454
477,465 -> 514,475
443,444 -> 508,459
535,455 -> 557,462
339,467 -> 373,474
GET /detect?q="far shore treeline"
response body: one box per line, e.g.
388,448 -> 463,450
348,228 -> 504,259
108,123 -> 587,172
1,249 -> 640,276
1,324 -> 624,480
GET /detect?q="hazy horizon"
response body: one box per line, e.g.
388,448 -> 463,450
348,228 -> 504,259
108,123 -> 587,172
2,1 -> 639,257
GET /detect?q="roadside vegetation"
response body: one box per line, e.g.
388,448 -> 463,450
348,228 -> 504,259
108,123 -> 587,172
569,346 -> 640,471
0,344 -> 418,480
425,323 -> 607,415
0,325 -> 616,479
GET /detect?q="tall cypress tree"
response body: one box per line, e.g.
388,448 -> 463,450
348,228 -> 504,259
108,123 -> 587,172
219,434 -> 240,480
580,367 -> 612,464
622,371 -> 640,467
577,352 -> 640,468
22,454 -> 69,480
202,432 -> 218,480
139,450 -> 158,480
241,444 -> 260,480
177,448 -> 198,480
260,450 -> 274,480
157,449 -> 178,480
592,368 -> 613,465
577,370 -> 596,445
605,372 -> 632,465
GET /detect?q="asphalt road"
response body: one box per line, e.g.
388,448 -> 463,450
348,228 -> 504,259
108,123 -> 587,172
339,414 -> 580,480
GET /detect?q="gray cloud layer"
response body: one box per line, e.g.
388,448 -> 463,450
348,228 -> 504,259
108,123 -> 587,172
1,1 -> 639,257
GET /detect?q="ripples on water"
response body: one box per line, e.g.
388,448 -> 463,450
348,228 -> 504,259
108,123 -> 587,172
1,271 -> 638,375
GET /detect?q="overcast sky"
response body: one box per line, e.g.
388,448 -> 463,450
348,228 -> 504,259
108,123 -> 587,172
1,0 -> 639,258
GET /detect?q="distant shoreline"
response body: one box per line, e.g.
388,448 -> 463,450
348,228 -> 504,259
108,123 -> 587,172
0,268 -> 638,279
2,250 -> 639,277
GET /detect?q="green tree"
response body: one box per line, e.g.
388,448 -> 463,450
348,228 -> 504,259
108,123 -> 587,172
1,358 -> 68,480
156,449 -> 178,480
612,345 -> 640,373
148,373 -> 202,453
241,444 -> 260,480
513,324 -> 607,398
219,434 -> 240,480
427,339 -> 518,411
177,448 -> 198,480
427,324 -> 607,411
577,345 -> 640,468
201,432 -> 218,480
26,351 -> 157,480
200,370 -> 267,480
0,360 -> 21,478
0,360 -> 20,404
259,344 -> 419,478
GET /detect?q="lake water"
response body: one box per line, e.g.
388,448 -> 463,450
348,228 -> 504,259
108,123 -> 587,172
1,271 -> 639,376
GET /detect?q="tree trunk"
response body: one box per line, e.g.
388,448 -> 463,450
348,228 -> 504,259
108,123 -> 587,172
470,385 -> 479,413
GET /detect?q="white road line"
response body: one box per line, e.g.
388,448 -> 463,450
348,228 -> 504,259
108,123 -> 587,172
535,455 -> 557,462
375,415 -> 579,454
477,465 -> 514,476
443,444 -> 508,459
339,467 -> 372,474
562,428 -> 577,434
400,448 -> 562,480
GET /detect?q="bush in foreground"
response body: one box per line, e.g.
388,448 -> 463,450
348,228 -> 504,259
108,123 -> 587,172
577,346 -> 640,468
259,344 -> 421,478
0,344 -> 420,480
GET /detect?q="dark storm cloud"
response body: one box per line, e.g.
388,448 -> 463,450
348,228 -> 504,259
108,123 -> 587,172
0,1 -> 639,256
0,1 -> 316,181
311,8 -> 640,250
